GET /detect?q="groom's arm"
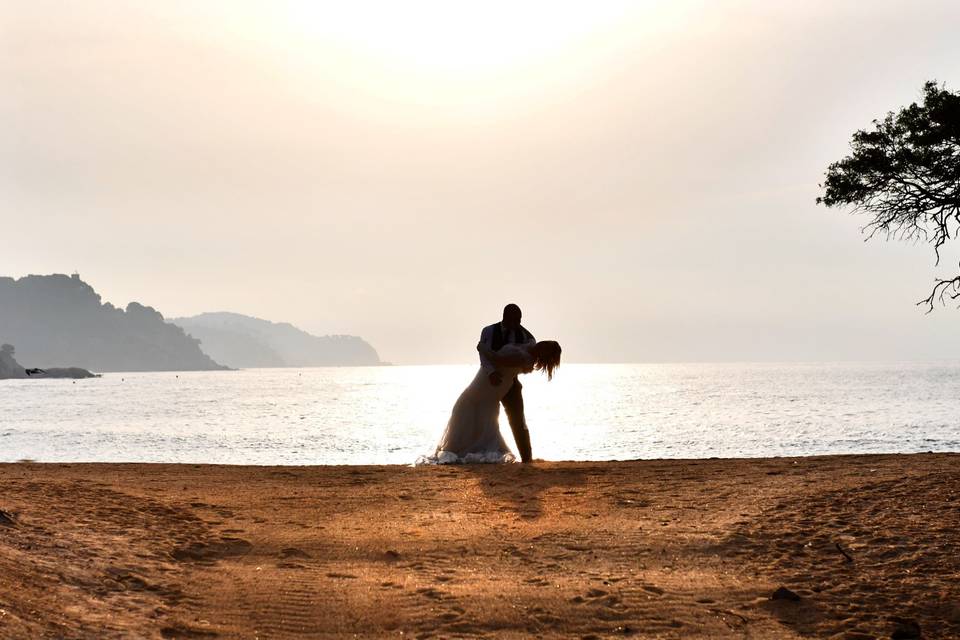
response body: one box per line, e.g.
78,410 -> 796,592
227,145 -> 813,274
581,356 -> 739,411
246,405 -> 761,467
479,325 -> 496,373
478,326 -> 505,386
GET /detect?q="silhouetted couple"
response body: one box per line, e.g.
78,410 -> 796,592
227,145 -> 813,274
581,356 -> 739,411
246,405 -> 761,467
418,304 -> 562,465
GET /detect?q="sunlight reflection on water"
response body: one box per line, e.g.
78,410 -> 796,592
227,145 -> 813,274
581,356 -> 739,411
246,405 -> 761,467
1,363 -> 958,464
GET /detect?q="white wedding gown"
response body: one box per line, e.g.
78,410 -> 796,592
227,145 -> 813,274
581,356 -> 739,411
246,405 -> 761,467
416,343 -> 535,465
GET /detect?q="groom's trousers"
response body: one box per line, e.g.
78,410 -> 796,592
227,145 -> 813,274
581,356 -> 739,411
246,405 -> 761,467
502,379 -> 532,463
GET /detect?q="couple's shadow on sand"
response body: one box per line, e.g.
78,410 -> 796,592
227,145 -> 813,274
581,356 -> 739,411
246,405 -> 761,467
454,463 -> 589,520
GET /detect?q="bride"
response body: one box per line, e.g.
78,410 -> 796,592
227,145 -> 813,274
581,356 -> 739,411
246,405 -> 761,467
417,340 -> 562,464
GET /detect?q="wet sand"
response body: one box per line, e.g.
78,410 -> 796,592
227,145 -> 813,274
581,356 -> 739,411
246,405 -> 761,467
0,454 -> 957,639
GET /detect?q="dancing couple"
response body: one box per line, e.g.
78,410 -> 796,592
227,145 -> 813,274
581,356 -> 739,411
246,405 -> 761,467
419,304 -> 561,464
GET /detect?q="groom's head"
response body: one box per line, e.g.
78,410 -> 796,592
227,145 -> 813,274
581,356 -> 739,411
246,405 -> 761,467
502,303 -> 522,330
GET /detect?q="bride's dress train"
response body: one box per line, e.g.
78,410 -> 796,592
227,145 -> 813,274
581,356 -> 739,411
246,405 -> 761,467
416,344 -> 533,465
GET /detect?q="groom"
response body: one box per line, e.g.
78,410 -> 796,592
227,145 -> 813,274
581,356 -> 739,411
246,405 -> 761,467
479,303 -> 535,463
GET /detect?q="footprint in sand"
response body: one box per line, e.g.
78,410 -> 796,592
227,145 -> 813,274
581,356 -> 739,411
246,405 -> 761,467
171,537 -> 252,562
569,588 -> 622,609
160,623 -> 218,638
525,577 -> 551,587
415,587 -> 446,600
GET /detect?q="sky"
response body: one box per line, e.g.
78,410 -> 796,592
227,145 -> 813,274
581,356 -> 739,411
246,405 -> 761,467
3,0 -> 960,364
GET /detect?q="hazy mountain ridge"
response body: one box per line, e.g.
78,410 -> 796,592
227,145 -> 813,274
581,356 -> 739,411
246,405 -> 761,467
171,312 -> 381,368
0,274 -> 227,372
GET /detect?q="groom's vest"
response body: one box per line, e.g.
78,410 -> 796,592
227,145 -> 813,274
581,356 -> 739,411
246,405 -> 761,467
491,322 -> 534,351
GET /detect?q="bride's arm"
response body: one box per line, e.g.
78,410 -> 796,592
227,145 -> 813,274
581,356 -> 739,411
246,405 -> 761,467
476,342 -> 530,367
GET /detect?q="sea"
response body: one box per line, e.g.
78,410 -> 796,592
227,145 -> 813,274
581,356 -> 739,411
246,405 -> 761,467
1,363 -> 958,465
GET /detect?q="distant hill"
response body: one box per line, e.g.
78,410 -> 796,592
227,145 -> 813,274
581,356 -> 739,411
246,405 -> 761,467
0,274 -> 227,372
171,312 -> 381,368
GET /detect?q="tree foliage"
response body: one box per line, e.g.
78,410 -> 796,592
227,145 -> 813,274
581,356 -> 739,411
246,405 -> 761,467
817,81 -> 960,310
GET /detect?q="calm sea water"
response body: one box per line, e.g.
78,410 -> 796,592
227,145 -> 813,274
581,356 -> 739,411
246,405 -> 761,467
1,363 -> 958,465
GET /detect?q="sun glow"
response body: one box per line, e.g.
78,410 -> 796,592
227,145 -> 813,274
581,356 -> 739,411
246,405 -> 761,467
238,0 -> 675,110
283,1 -> 639,73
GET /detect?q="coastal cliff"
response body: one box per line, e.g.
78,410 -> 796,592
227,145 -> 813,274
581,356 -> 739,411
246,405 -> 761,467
0,274 -> 227,372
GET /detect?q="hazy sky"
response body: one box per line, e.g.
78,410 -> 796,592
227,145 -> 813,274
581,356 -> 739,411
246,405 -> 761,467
4,0 -> 960,364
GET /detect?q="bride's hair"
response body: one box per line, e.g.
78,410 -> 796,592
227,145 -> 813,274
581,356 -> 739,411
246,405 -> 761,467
534,341 -> 562,381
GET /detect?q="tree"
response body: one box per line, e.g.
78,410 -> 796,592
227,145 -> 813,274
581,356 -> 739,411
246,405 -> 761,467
0,344 -> 13,356
817,81 -> 960,310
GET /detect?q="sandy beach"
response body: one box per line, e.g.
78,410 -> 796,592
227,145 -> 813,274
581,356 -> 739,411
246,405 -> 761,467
0,454 -> 957,639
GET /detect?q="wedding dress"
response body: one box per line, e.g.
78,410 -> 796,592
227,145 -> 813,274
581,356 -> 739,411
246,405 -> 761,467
416,343 -> 535,464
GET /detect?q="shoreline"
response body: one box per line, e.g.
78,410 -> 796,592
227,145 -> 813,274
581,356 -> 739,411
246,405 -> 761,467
5,450 -> 960,467
1,453 -> 957,638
